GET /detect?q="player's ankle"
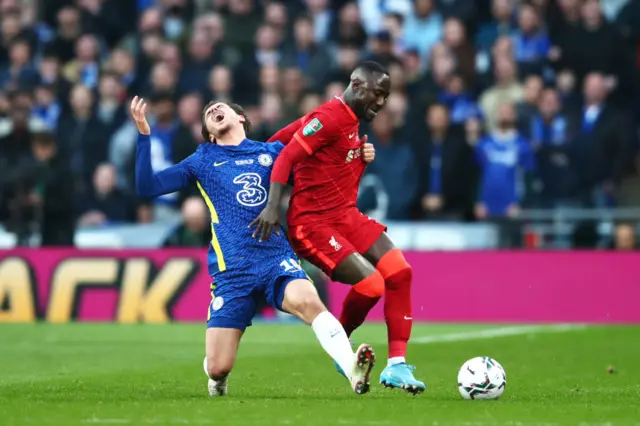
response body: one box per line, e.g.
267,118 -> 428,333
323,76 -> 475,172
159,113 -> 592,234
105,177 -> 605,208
387,357 -> 405,366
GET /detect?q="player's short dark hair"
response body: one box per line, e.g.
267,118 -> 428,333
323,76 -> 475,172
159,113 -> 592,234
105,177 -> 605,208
355,61 -> 389,76
200,100 -> 251,142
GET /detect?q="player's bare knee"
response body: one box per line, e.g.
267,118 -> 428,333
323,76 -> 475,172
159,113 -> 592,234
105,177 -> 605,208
292,291 -> 325,321
206,357 -> 232,380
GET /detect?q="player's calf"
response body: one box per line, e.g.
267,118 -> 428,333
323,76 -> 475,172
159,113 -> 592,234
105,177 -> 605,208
204,327 -> 243,397
281,278 -> 375,395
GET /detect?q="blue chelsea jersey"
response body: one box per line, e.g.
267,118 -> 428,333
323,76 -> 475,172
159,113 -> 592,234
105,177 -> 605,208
136,136 -> 290,276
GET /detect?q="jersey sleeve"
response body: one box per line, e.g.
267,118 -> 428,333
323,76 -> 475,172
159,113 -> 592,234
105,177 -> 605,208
291,111 -> 338,154
135,133 -> 196,197
269,111 -> 338,185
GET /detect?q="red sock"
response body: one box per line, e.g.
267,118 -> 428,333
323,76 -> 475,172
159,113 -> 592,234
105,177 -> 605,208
338,271 -> 384,337
378,249 -> 413,359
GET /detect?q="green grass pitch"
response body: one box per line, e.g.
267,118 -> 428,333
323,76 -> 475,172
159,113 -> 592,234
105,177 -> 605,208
1,323 -> 639,426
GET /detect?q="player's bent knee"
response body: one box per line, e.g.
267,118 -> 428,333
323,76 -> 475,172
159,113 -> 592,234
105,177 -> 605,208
206,356 -> 233,380
283,279 -> 326,323
377,249 -> 412,287
353,270 -> 385,298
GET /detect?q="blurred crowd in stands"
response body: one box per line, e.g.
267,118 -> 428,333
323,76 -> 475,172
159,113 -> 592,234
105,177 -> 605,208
0,0 -> 638,248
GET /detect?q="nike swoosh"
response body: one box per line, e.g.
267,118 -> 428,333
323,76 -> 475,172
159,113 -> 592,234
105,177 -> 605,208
214,161 -> 228,167
348,133 -> 355,139
404,316 -> 412,320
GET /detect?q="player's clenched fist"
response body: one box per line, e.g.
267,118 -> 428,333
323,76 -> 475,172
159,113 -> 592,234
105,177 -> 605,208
130,96 -> 151,135
361,134 -> 375,163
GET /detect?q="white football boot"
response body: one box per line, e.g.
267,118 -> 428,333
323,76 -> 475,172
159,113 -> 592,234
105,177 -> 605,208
203,357 -> 228,396
350,343 -> 376,395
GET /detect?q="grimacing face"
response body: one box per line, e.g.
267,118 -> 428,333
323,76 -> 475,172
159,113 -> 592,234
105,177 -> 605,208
203,102 -> 245,140
354,72 -> 391,122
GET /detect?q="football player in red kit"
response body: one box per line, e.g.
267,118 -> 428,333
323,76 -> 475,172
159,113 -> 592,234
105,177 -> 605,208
251,61 -> 425,394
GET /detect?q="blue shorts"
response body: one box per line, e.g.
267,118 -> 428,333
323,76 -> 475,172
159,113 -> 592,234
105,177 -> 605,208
206,255 -> 309,331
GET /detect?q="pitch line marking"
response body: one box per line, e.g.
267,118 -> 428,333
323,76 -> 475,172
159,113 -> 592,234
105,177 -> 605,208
412,324 -> 588,344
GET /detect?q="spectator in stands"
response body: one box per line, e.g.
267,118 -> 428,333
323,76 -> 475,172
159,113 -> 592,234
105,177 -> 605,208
442,17 -> 476,88
516,74 -> 544,137
264,1 -> 289,41
207,65 -> 233,103
30,129 -> 74,245
106,48 -> 137,93
164,196 -> 211,247
46,6 -> 83,64
329,2 -> 368,49
566,72 -> 631,207
474,102 -> 536,219
306,0 -> 332,43
0,38 -> 37,91
2,128 -> 74,245
36,52 -> 69,100
56,83 -> 109,189
96,72 -> 126,135
417,104 -> 475,220
479,57 -> 524,132
437,72 -> 481,125
224,0 -> 261,53
178,92 -> 205,143
359,109 -> 417,220
148,62 -> 177,95
555,0 -> 632,96
402,48 -> 430,107
366,30 -> 397,68
235,24 -> 281,105
0,9 -> 22,65
324,43 -> 360,86
476,0 -> 516,50
32,84 -> 61,131
0,105 -> 33,171
77,163 -> 137,227
178,30 -> 218,94
424,43 -> 455,101
253,92 -> 285,141
62,33 -> 100,88
359,0 -> 411,36
281,67 -> 305,123
531,88 -> 578,208
382,12 -> 407,56
403,0 -> 442,64
512,4 -> 551,76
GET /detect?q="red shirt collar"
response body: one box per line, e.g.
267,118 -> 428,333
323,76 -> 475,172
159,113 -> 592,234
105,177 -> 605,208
334,95 -> 358,122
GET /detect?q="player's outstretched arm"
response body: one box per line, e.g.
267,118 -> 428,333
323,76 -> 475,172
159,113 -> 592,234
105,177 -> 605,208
131,96 -> 194,198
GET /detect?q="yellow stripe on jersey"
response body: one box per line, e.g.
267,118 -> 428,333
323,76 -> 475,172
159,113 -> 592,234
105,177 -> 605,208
196,181 -> 226,272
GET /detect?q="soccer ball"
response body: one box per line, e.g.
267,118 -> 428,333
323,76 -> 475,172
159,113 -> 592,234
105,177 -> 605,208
457,356 -> 507,400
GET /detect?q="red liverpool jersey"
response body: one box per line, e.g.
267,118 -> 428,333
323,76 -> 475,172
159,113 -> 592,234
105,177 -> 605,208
287,96 -> 366,225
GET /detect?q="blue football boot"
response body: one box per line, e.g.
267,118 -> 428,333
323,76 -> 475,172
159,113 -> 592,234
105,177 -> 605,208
379,363 -> 426,395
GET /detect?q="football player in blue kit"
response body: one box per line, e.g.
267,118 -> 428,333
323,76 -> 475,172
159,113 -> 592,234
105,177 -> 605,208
131,96 -> 376,396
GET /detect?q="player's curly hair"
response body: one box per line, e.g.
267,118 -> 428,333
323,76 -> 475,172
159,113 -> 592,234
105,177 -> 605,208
200,101 -> 252,142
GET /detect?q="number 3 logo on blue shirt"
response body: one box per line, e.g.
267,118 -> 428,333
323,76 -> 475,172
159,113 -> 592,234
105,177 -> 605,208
233,172 -> 267,207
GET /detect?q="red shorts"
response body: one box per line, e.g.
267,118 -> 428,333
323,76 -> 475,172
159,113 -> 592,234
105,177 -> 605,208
289,208 -> 387,277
